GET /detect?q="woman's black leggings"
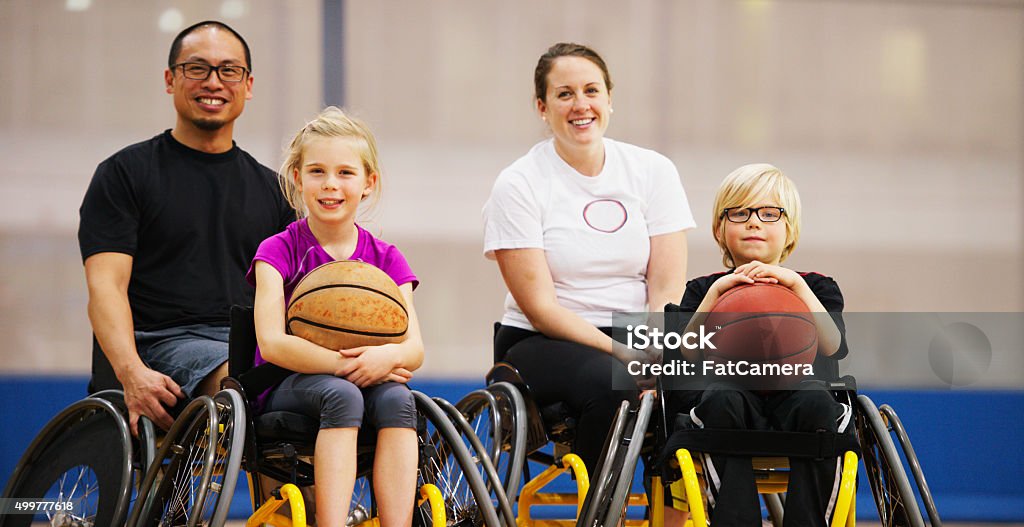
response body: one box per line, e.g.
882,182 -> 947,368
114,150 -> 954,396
494,324 -> 639,473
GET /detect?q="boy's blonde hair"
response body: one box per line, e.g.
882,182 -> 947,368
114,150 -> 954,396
712,163 -> 802,268
279,106 -> 382,219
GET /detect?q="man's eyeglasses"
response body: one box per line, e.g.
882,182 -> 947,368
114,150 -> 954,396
720,206 -> 786,223
172,62 -> 249,83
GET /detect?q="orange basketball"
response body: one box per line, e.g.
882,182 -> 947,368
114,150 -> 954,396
703,283 -> 817,390
286,260 -> 408,350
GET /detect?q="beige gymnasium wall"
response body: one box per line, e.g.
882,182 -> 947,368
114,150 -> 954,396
1,1 -> 1021,384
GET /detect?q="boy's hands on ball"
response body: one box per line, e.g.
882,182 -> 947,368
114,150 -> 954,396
733,261 -> 802,289
709,264 -> 779,299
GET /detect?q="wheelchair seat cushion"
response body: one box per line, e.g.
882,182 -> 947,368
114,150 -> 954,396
255,411 -> 319,444
255,410 -> 380,446
539,401 -> 576,439
487,362 -> 576,449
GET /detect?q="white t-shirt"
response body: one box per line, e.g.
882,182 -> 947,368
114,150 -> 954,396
483,138 -> 696,330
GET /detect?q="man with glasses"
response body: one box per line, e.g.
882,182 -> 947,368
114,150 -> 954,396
78,20 -> 292,435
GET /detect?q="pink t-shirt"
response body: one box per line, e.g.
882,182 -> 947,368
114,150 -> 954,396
245,219 -> 417,407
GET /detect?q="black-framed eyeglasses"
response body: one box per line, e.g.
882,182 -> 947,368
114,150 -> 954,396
172,62 -> 249,83
720,206 -> 786,223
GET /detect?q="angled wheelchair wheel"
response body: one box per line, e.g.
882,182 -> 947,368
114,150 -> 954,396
129,390 -> 245,527
0,397 -> 133,527
763,492 -> 786,525
574,399 -> 632,527
88,389 -> 159,472
89,389 -> 161,521
204,389 -> 245,525
599,392 -> 654,527
347,473 -> 376,526
412,390 -> 501,527
880,404 -> 942,527
454,382 -> 528,506
856,394 -> 926,527
435,396 -> 516,527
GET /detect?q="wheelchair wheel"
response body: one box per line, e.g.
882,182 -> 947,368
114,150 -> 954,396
574,399 -> 632,527
0,397 -> 133,527
89,389 -> 159,471
879,404 -> 942,527
599,392 -> 654,527
856,394 -> 926,527
763,492 -> 785,525
412,390 -> 501,527
347,473 -> 376,526
435,396 -> 516,527
129,390 -> 245,527
454,382 -> 528,506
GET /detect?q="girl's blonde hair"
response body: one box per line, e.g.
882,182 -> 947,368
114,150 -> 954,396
279,106 -> 382,219
711,163 -> 802,268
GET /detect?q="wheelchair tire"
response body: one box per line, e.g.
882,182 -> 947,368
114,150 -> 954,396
574,399 -> 632,527
879,404 -> 942,527
207,389 -> 246,526
348,472 -> 376,526
454,382 -> 528,506
435,396 -> 516,527
129,390 -> 245,527
763,492 -> 785,526
412,390 -> 501,527
0,398 -> 133,527
600,392 -> 655,527
856,394 -> 926,527
89,389 -> 158,471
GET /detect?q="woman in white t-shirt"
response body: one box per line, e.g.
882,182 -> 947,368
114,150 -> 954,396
482,42 -> 696,475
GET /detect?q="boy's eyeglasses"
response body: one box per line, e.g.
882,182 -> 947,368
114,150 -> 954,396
172,62 -> 249,83
720,206 -> 786,223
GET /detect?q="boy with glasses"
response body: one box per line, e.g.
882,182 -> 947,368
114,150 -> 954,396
665,163 -> 850,526
78,20 -> 293,435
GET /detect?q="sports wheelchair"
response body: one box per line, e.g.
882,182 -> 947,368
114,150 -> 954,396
1,363 -> 247,526
1,332 -> 170,527
203,305 -> 509,527
588,376 -> 941,527
451,346 -> 659,527
1,389 -> 159,527
2,305 -> 510,527
456,352 -> 942,527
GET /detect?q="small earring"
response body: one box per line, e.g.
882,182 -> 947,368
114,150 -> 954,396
610,107 -> 615,114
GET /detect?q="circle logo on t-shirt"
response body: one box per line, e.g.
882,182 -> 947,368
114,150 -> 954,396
583,199 -> 628,233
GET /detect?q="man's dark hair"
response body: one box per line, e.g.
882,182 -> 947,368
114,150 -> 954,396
168,20 -> 252,70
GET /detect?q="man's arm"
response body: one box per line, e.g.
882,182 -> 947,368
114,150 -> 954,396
84,252 -> 183,434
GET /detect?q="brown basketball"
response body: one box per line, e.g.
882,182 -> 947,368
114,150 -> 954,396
286,260 -> 409,350
703,283 -> 817,390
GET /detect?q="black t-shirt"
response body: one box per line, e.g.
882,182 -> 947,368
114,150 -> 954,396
677,270 -> 848,381
78,130 -> 294,331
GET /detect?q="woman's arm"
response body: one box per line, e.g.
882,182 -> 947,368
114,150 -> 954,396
494,248 -> 615,354
646,230 -> 688,313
